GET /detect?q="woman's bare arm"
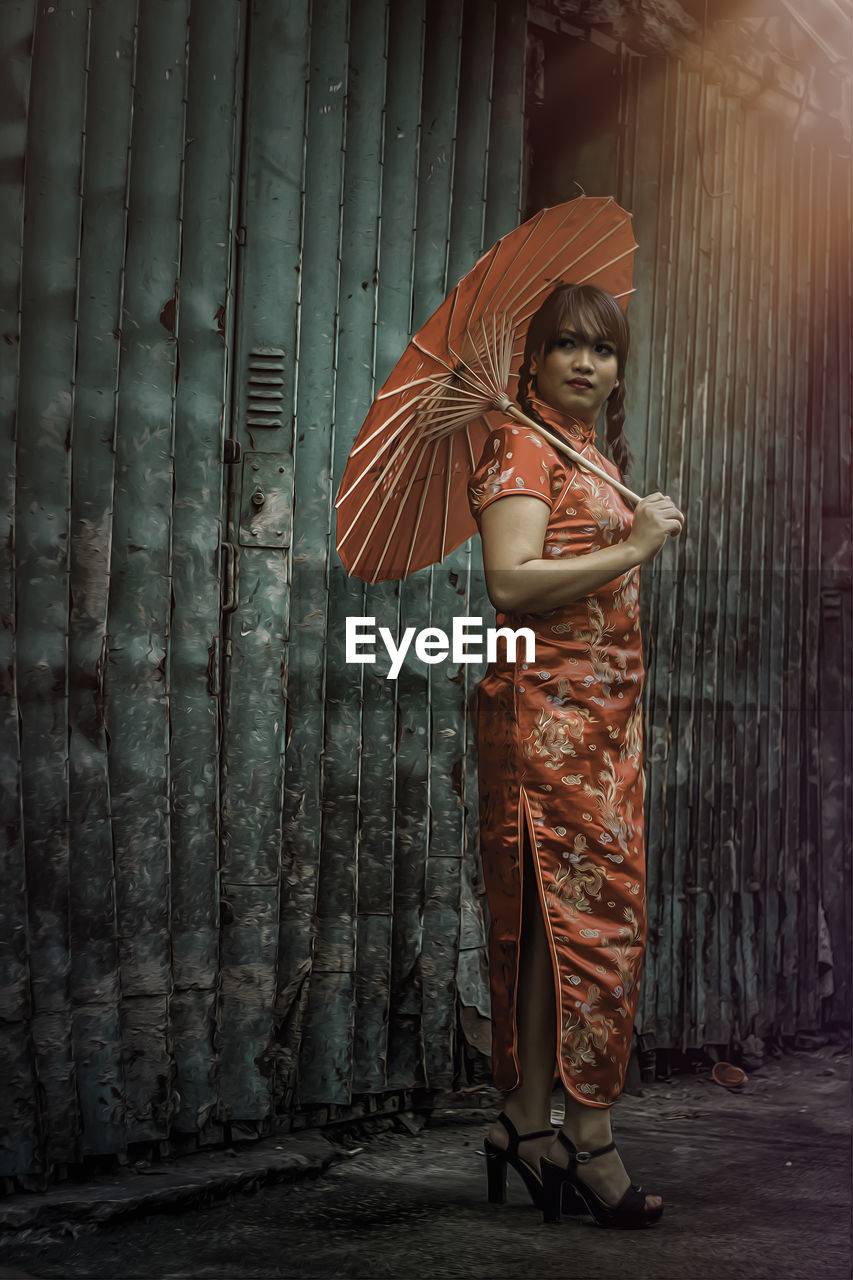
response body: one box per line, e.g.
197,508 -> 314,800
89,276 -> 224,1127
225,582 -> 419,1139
480,492 -> 684,613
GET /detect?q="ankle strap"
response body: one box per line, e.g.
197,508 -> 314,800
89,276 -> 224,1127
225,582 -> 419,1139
556,1130 -> 616,1163
496,1112 -> 554,1156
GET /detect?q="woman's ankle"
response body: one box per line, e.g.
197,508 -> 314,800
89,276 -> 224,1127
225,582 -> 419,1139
560,1102 -> 613,1148
500,1096 -> 553,1134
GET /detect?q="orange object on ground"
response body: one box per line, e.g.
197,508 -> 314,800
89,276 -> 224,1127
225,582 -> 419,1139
469,396 -> 646,1107
712,1062 -> 748,1088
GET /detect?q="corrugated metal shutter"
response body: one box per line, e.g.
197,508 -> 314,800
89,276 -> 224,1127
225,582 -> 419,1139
221,0 -> 526,1118
527,20 -> 851,1050
0,0 -> 526,1179
1,0 -> 848,1184
2,0 -> 246,1177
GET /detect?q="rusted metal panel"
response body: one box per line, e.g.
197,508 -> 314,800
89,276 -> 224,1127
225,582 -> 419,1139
67,0 -> 136,1157
106,0 -> 190,1140
218,0 -> 308,1120
16,0 -> 88,1165
368,0 -> 428,1093
168,0 -> 244,1135
0,0 -> 38,1179
323,0 -> 390,1100
547,33 -> 851,1053
484,0 -> 527,245
276,0 -> 350,1107
305,0 -> 388,1103
353,0 -> 425,1097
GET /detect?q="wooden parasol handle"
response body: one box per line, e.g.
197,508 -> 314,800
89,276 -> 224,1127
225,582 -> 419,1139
494,397 -> 642,506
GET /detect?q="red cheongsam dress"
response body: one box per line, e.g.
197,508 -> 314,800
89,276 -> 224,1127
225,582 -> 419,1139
468,396 -> 647,1107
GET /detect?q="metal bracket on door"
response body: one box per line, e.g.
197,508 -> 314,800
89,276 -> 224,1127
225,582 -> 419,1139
238,452 -> 294,549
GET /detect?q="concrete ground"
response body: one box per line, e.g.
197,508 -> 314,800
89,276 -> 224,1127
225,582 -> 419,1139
0,1042 -> 849,1279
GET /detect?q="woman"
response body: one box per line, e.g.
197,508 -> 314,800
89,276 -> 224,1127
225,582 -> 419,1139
467,283 -> 683,1228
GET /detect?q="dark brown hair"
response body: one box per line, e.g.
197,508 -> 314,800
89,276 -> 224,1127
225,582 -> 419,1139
517,283 -> 633,478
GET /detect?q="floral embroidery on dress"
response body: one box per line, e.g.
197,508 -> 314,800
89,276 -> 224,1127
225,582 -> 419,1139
613,566 -> 640,615
544,836 -> 611,915
582,749 -> 633,856
571,598 -> 627,695
601,906 -> 643,1003
561,983 -> 619,1078
523,705 -> 595,768
620,698 -> 643,766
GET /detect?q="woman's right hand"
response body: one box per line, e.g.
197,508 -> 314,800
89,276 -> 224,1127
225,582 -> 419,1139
625,492 -> 684,563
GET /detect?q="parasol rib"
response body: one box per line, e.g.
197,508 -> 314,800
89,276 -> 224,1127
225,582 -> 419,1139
496,398 -> 641,504
351,435 -> 434,573
475,201 -> 618,320
401,437 -> 443,580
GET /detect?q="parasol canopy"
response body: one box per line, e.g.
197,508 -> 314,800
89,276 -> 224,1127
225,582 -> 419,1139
335,195 -> 639,583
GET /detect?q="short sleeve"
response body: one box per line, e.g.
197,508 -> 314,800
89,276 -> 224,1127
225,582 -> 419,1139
467,424 -> 559,520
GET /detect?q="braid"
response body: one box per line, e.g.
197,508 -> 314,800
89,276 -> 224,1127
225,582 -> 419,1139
605,379 -> 633,479
516,357 -> 548,431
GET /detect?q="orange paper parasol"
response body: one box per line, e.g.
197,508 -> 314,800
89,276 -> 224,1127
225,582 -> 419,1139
335,195 -> 640,583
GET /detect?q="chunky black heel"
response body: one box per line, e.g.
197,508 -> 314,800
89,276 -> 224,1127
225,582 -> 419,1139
483,1112 -> 554,1209
485,1145 -> 508,1204
483,1113 -> 585,1214
540,1131 -> 663,1229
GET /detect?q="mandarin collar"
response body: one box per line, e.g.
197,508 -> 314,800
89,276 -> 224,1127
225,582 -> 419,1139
528,392 -> 596,446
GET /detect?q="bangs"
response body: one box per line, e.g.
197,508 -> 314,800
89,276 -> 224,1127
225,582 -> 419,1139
535,283 -> 629,364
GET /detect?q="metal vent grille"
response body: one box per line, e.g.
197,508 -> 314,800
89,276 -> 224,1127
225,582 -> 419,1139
247,346 -> 285,426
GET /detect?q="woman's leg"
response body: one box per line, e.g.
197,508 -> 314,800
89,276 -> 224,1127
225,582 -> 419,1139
548,1082 -> 663,1211
486,822 -> 557,1171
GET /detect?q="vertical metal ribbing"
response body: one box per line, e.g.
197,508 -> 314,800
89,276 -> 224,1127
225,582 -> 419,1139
707,89 -> 740,1045
105,0 -> 190,1142
450,0 -> 498,1079
726,105 -> 766,1041
797,141 -> 829,1035
168,0 -> 245,1138
283,0 -> 351,1107
627,54 -> 667,1042
775,125 -> 799,1034
67,0 -> 138,1158
673,63 -> 710,1049
688,75 -> 726,1044
650,59 -> 689,1049
315,0 -> 388,1103
218,0 -> 309,1123
347,0 -> 415,1097
483,0 -> 526,246
816,146 -> 852,1029
15,0 -> 89,1166
414,0 -> 466,1091
764,113 -> 795,1037
750,115 -> 778,1040
0,0 -> 39,1178
368,0 -> 426,1092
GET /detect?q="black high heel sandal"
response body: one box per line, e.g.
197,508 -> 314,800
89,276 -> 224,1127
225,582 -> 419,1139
540,1131 -> 663,1229
484,1112 -> 584,1213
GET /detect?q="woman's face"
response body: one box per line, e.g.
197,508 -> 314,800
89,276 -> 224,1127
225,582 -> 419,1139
531,327 -> 619,425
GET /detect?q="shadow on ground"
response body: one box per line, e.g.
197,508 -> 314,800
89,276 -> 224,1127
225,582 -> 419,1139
0,1043 -> 849,1279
